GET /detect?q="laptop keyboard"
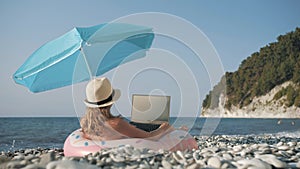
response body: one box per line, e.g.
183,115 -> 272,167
130,122 -> 161,132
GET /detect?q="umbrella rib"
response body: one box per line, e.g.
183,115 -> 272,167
80,47 -> 93,79
20,47 -> 81,80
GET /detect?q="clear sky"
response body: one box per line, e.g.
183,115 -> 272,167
1,0 -> 300,117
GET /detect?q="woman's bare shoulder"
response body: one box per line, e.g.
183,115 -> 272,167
107,117 -> 124,127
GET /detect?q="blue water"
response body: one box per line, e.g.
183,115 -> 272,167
0,117 -> 299,152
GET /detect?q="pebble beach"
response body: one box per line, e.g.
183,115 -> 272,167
1,135 -> 300,169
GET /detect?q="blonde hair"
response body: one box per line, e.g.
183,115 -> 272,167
80,105 -> 117,138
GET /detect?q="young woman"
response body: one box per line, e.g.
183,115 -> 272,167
80,77 -> 177,141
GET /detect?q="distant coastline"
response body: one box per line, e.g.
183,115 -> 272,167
202,82 -> 300,118
202,28 -> 300,118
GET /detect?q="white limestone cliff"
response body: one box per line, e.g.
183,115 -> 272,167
202,81 -> 300,118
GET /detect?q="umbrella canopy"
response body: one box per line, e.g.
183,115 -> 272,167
13,23 -> 154,92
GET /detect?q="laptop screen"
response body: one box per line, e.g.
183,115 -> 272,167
131,94 -> 170,124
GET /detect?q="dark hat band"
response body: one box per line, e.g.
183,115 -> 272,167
86,90 -> 115,106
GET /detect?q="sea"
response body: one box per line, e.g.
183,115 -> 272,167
0,117 -> 299,152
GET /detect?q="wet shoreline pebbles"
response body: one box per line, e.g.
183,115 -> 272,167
1,135 -> 300,169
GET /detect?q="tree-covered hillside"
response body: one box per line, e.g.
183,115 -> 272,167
202,27 -> 300,110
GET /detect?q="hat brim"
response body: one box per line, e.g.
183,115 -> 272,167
84,89 -> 121,108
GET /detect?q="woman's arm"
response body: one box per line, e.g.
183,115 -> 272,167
148,122 -> 175,140
109,118 -> 174,140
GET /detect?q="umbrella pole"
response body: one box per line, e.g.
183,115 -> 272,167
80,47 -> 93,79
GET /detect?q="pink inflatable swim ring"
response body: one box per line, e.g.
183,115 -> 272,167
64,129 -> 198,157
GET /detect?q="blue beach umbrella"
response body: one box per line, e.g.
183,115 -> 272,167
13,23 -> 154,92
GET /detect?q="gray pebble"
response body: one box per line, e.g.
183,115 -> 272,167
139,163 -> 149,169
278,145 -> 290,151
24,149 -> 33,155
125,164 -> 138,169
0,154 -> 10,163
232,145 -> 242,152
222,153 -> 233,160
278,150 -> 291,158
207,156 -> 221,168
237,158 -> 272,169
46,160 -> 99,169
172,151 -> 186,164
239,150 -> 246,157
286,150 -> 295,155
287,142 -> 297,147
169,158 -> 176,164
277,141 -> 284,146
13,154 -> 25,161
186,163 -> 199,169
161,159 -> 172,169
258,143 -> 269,148
297,161 -> 300,168
287,162 -> 297,168
250,144 -> 259,149
39,152 -> 55,167
221,162 -> 229,169
21,164 -> 41,169
24,154 -> 36,161
31,158 -> 40,164
20,160 -> 29,165
184,153 -> 192,159
260,147 -> 271,153
105,157 -> 112,163
6,161 -> 25,169
256,154 -> 287,168
109,153 -> 125,162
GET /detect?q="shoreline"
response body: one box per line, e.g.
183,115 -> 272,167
1,116 -> 300,119
199,116 -> 300,120
1,135 -> 300,169
201,116 -> 300,119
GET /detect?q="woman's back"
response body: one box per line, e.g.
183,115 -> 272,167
80,106 -> 128,141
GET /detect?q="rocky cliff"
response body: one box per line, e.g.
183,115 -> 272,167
202,28 -> 300,118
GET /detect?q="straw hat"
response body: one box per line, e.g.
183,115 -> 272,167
84,77 -> 121,108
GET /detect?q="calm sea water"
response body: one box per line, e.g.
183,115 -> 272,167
0,117 -> 299,152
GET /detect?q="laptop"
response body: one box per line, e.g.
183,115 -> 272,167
130,94 -> 171,132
